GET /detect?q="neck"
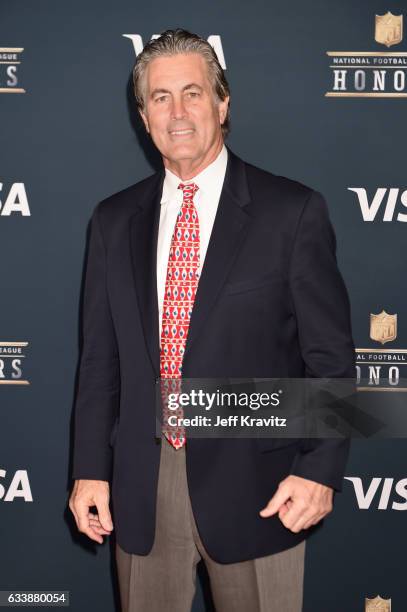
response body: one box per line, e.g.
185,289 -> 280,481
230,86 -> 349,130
163,138 -> 224,181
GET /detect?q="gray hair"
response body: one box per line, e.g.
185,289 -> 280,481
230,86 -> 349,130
132,28 -> 231,138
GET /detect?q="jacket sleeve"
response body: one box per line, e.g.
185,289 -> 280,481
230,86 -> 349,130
288,189 -> 355,492
71,202 -> 120,482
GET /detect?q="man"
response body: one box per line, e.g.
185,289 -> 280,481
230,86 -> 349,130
69,28 -> 355,612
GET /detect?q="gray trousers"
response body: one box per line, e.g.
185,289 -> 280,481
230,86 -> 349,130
115,436 -> 306,612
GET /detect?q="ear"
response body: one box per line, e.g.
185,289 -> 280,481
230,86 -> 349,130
218,95 -> 230,125
139,109 -> 150,133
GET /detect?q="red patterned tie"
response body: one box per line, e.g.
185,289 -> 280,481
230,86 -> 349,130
159,182 -> 200,449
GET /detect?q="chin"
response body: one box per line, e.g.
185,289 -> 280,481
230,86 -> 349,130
168,145 -> 201,159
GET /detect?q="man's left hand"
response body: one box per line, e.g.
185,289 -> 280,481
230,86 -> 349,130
259,475 -> 334,532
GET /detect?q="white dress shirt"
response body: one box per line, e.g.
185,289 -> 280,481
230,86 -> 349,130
157,144 -> 228,345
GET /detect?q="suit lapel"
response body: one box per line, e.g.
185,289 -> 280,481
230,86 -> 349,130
129,146 -> 253,378
129,171 -> 164,379
182,147 -> 252,364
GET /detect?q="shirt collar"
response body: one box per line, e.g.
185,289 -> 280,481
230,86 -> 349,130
160,143 -> 228,205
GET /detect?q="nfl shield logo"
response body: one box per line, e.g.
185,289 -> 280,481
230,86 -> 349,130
375,12 -> 403,47
365,594 -> 391,611
370,310 -> 397,344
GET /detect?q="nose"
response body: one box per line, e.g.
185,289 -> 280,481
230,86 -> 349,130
170,94 -> 187,120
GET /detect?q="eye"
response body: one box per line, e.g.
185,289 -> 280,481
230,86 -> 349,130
155,95 -> 168,103
186,91 -> 200,98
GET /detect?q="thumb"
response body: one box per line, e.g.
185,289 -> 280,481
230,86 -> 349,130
259,482 -> 291,518
96,498 -> 114,531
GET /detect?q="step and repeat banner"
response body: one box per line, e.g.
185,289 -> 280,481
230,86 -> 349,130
1,1 -> 406,611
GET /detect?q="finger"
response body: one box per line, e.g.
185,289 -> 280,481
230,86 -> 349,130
301,517 -> 319,530
302,512 -> 325,530
291,500 -> 332,531
69,497 -> 81,529
90,526 -> 111,535
80,523 -> 104,543
95,497 -> 113,532
281,499 -> 294,512
70,491 -> 106,543
280,499 -> 307,530
88,514 -> 105,525
89,523 -> 112,535
76,500 -> 103,543
290,510 -> 318,533
277,501 -> 290,518
86,524 -> 105,543
88,512 -> 109,527
89,518 -> 111,534
69,501 -> 78,526
259,483 -> 292,517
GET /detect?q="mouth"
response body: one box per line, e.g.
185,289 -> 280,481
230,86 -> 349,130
169,128 -> 195,137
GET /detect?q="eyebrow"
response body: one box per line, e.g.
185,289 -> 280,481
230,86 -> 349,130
150,82 -> 203,99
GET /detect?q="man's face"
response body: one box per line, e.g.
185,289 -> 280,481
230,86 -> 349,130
139,53 -> 229,166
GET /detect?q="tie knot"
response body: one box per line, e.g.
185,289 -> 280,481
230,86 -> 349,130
178,182 -> 199,202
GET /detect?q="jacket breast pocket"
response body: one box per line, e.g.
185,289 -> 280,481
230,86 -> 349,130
224,272 -> 284,296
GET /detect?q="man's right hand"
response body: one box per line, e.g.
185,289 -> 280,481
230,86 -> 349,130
69,479 -> 114,544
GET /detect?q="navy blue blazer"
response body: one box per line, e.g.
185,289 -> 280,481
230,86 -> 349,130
71,145 -> 355,563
